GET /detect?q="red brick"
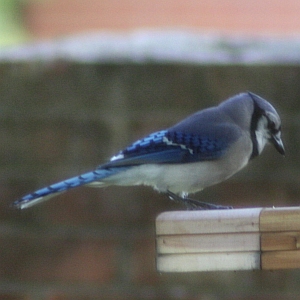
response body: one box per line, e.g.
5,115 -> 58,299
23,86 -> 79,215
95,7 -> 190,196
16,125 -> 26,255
52,241 -> 117,282
18,240 -> 118,284
25,0 -> 300,38
131,238 -> 160,284
0,295 -> 21,300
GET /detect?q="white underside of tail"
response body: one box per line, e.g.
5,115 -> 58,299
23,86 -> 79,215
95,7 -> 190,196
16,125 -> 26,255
17,191 -> 65,209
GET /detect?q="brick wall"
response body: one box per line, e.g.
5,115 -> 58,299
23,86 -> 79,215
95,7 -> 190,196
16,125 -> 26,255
0,62 -> 299,299
24,0 -> 300,39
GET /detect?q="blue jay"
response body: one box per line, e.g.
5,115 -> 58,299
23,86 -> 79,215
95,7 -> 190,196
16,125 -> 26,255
12,92 -> 284,210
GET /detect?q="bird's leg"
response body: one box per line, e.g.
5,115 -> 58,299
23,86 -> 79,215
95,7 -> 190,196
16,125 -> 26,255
167,190 -> 233,210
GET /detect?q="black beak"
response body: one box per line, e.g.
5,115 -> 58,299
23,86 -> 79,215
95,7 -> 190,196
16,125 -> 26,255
271,133 -> 285,156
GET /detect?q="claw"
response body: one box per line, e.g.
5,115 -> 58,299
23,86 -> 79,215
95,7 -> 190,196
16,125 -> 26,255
167,190 -> 233,210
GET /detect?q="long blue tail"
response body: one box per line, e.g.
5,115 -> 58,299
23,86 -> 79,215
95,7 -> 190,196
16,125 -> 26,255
12,167 -> 128,209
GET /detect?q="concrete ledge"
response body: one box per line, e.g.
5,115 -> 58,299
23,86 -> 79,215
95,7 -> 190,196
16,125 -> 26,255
1,30 -> 300,64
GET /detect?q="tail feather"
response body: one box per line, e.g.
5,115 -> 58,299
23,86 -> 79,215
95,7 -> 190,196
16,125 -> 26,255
12,167 -> 128,209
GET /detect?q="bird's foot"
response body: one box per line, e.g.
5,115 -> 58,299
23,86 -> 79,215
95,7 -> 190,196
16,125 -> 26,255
167,190 -> 233,210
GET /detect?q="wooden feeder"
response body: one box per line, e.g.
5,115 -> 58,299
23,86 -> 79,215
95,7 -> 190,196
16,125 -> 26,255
156,207 -> 300,272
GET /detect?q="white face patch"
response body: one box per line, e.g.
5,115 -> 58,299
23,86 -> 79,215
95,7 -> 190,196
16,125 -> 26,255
255,116 -> 270,154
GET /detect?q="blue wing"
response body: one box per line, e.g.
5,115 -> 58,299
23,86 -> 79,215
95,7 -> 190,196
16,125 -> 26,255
101,127 -> 238,168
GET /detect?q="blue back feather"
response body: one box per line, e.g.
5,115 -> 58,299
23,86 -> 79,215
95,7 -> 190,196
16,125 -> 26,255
103,128 -> 234,168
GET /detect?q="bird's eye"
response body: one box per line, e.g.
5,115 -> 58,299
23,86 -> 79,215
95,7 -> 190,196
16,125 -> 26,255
269,120 -> 275,129
268,120 -> 280,135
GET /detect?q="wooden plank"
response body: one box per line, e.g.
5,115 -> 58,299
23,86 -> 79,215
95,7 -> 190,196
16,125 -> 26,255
261,232 -> 300,251
156,208 -> 262,235
260,207 -> 300,232
155,207 -> 300,272
157,232 -> 260,254
157,251 -> 260,272
261,250 -> 300,270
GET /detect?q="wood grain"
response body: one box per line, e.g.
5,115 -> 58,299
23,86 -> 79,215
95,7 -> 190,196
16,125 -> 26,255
260,207 -> 300,232
261,250 -> 300,270
157,232 -> 260,254
156,208 -> 262,235
261,231 -> 300,251
157,252 -> 260,272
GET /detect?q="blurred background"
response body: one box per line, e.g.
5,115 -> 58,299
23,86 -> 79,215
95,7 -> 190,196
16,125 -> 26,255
1,0 -> 300,299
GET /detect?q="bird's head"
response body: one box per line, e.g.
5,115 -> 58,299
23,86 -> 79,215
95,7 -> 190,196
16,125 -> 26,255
248,92 -> 285,157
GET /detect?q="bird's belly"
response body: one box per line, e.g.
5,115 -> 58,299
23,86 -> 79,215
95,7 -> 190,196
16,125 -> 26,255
152,162 -> 227,194
104,159 -> 244,195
